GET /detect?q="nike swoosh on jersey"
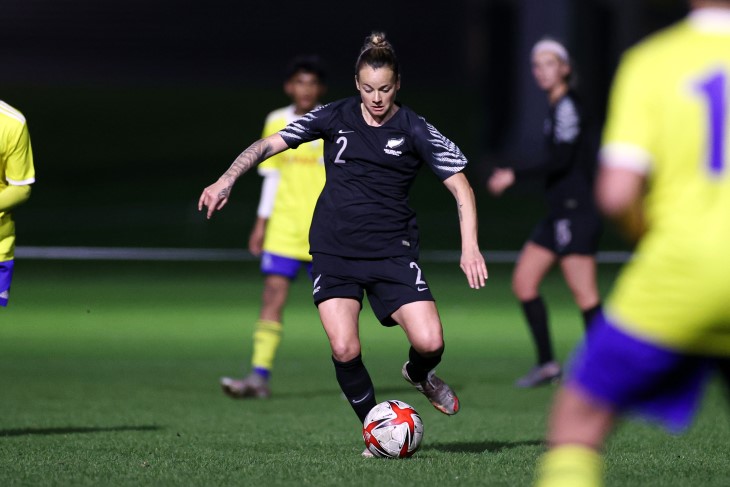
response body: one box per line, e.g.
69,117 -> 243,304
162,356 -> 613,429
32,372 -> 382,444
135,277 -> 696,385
338,129 -> 354,134
417,287 -> 429,292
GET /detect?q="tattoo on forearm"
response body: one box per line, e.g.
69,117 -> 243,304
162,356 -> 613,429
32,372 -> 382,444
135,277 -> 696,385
222,139 -> 273,183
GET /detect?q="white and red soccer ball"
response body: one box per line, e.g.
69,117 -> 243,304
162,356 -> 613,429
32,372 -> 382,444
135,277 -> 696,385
362,400 -> 424,458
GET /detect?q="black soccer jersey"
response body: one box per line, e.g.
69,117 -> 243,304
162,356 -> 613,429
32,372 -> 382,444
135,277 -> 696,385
278,96 -> 467,259
518,91 -> 598,218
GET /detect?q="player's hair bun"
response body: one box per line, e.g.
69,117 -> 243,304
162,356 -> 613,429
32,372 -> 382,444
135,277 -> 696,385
367,32 -> 388,49
356,31 -> 399,78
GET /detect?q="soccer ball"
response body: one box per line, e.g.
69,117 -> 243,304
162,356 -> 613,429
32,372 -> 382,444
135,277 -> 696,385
362,400 -> 424,458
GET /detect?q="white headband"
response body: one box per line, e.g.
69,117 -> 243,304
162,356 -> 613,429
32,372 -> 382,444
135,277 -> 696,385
532,39 -> 570,64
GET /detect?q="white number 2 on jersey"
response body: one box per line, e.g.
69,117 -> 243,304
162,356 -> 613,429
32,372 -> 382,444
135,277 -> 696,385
334,136 -> 347,164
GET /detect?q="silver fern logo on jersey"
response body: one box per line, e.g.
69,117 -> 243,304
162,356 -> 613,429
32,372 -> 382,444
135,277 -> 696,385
384,137 -> 405,156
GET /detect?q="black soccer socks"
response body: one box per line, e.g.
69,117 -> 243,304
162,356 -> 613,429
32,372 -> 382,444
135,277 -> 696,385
521,296 -> 554,365
406,346 -> 443,383
332,354 -> 376,423
581,303 -> 603,331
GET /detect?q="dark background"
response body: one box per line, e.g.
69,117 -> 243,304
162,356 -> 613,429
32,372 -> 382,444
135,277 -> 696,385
2,0 -> 687,252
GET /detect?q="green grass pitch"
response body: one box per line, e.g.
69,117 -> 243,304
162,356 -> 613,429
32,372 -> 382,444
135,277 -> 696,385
1,260 -> 729,486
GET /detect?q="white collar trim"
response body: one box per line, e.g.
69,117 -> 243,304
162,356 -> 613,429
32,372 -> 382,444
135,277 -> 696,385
689,8 -> 730,32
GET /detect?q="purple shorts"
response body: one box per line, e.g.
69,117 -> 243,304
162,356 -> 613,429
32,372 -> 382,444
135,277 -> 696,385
0,259 -> 14,307
568,312 -> 714,432
260,251 -> 312,281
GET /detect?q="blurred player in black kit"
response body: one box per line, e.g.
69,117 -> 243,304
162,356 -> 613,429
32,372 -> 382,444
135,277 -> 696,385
488,39 -> 602,388
200,32 -> 488,455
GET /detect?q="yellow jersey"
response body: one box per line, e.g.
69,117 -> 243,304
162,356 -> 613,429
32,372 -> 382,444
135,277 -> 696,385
0,101 -> 35,261
258,105 -> 325,261
600,9 -> 730,355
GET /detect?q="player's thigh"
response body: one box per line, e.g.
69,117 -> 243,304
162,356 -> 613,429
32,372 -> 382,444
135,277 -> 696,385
392,301 -> 444,354
512,242 -> 557,297
365,257 -> 435,327
559,254 -> 599,307
548,384 -> 615,448
317,297 -> 363,360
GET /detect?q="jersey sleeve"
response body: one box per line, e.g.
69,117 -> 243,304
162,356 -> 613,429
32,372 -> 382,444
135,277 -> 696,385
4,122 -> 35,185
412,117 -> 468,181
600,48 -> 655,174
278,104 -> 329,149
554,97 -> 580,144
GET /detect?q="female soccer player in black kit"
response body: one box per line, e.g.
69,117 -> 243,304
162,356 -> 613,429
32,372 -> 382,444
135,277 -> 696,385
487,39 -> 602,388
200,32 -> 488,455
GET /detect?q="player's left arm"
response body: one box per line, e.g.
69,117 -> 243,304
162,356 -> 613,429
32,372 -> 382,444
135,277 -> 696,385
0,184 -> 31,212
2,121 -> 35,212
443,172 -> 488,289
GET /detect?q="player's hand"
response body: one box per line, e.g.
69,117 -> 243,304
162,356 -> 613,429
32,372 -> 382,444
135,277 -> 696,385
198,179 -> 233,219
487,168 -> 515,197
248,217 -> 266,257
460,246 -> 488,289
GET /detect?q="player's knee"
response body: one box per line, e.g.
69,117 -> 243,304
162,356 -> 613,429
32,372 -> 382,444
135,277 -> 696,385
410,335 -> 444,356
330,341 -> 361,362
419,342 -> 444,357
512,274 -> 538,301
571,288 -> 599,309
262,281 -> 288,306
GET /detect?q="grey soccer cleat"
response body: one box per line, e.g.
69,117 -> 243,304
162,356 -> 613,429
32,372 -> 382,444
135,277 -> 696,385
515,361 -> 562,388
402,362 -> 460,415
220,373 -> 271,399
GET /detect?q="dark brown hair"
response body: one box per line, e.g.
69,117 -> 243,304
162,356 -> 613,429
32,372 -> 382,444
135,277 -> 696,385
355,31 -> 399,79
284,55 -> 327,84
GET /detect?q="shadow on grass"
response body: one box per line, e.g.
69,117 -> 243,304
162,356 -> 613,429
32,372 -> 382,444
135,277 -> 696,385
274,385 -> 413,400
0,425 -> 162,437
428,439 -> 543,454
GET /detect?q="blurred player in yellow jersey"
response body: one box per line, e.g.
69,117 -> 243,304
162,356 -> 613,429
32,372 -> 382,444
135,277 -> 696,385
0,101 -> 35,307
220,56 -> 326,399
536,2 -> 730,486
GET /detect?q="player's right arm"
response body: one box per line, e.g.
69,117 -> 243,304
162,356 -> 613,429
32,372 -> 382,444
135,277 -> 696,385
596,166 -> 646,242
486,167 -> 516,196
199,133 -> 289,219
596,47 -> 653,242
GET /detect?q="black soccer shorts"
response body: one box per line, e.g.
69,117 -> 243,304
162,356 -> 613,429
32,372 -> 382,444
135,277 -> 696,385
310,253 -> 435,327
529,213 -> 602,256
